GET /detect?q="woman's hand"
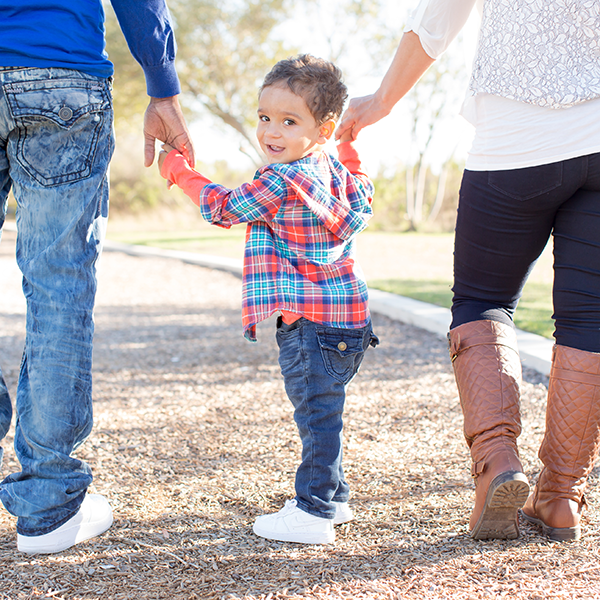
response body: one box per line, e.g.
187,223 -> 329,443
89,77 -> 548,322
336,93 -> 392,141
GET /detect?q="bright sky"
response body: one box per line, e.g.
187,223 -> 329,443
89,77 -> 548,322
191,0 -> 481,175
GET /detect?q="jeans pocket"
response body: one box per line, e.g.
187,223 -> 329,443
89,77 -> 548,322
488,162 -> 563,201
4,77 -> 112,186
316,326 -> 367,384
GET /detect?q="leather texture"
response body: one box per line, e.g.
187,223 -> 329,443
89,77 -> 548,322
449,320 -> 529,539
522,344 -> 600,540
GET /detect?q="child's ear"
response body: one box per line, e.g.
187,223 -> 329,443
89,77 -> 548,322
318,119 -> 336,143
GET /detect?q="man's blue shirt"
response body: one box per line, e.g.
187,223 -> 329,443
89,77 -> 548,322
0,0 -> 180,97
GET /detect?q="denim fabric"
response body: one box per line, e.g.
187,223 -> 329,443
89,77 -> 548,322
0,67 -> 114,535
0,370 -> 10,468
0,101 -> 10,469
452,153 -> 600,352
276,317 -> 378,519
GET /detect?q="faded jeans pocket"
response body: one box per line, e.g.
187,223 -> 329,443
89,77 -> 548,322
316,325 -> 370,384
4,77 -> 112,186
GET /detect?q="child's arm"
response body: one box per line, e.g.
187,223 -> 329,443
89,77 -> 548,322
335,133 -> 374,208
337,141 -> 366,177
158,146 -> 283,227
335,124 -> 367,176
159,144 -> 212,203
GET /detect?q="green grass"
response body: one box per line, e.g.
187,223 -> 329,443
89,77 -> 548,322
107,226 -> 247,259
369,278 -> 554,339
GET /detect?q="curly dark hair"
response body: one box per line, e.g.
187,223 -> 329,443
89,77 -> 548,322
259,54 -> 348,125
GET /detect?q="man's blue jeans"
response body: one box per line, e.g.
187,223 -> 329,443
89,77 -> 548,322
276,317 -> 377,520
0,67 -> 114,536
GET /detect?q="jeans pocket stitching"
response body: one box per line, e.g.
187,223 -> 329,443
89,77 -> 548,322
15,112 -> 110,187
316,327 -> 366,384
6,79 -> 112,187
488,163 -> 564,201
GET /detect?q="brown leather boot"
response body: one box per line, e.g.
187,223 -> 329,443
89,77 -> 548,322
521,344 -> 600,541
449,320 -> 530,539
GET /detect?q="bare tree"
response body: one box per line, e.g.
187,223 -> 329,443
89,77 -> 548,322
169,0 -> 299,165
402,47 -> 466,230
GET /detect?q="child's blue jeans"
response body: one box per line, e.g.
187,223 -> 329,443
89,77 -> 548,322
276,316 -> 378,520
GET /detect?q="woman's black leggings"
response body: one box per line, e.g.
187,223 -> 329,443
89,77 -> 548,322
452,152 -> 600,353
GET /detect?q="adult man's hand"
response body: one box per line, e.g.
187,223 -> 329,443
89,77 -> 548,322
144,96 -> 195,168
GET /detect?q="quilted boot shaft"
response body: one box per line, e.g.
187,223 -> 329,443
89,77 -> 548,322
522,344 -> 600,540
448,320 -> 522,451
449,320 -> 529,539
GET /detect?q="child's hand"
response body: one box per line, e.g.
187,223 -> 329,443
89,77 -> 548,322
158,143 -> 176,170
336,127 -> 355,144
158,143 -> 177,188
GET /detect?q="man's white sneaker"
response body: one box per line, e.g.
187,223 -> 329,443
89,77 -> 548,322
17,494 -> 113,554
253,499 -> 335,544
333,501 -> 354,525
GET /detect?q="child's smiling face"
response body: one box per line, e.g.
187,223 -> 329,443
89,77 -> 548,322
256,83 -> 333,164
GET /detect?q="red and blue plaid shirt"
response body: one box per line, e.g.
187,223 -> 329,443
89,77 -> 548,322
162,143 -> 374,341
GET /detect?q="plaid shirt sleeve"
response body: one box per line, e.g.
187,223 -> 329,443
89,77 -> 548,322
198,173 -> 289,228
161,150 -> 287,228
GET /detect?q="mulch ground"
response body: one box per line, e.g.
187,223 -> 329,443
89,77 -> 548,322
0,227 -> 598,600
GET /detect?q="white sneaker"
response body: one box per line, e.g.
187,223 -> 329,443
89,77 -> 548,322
17,494 -> 113,554
333,501 -> 354,525
253,499 -> 335,544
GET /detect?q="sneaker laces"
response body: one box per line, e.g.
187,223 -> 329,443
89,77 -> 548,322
278,499 -> 298,516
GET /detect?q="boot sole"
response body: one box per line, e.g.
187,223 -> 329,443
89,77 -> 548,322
471,471 -> 530,540
519,509 -> 581,542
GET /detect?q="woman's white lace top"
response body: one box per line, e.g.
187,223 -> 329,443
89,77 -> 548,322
470,0 -> 600,108
405,0 -> 600,169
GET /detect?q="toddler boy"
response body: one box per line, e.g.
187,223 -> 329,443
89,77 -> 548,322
158,54 -> 378,544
